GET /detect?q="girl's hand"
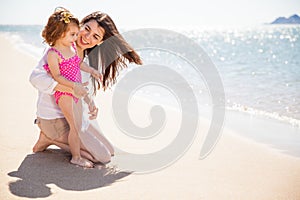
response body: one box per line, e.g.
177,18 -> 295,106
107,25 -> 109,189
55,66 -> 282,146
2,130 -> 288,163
89,107 -> 98,120
83,95 -> 99,120
88,100 -> 99,120
91,69 -> 102,80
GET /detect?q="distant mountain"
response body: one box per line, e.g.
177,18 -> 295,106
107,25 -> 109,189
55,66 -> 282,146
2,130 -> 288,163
271,14 -> 300,24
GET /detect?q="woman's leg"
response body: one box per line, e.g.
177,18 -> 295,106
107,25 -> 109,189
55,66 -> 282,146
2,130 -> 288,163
80,125 -> 112,163
32,131 -> 52,152
89,123 -> 115,156
58,95 -> 93,168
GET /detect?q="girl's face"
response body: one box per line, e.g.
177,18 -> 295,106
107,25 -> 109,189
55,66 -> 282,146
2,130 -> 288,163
59,23 -> 79,47
76,20 -> 105,50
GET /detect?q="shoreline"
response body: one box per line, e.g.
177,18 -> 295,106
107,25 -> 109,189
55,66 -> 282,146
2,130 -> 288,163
1,34 -> 300,199
225,109 -> 300,157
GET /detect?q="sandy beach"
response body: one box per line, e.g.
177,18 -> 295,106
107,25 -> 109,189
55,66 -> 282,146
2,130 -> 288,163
0,34 -> 300,200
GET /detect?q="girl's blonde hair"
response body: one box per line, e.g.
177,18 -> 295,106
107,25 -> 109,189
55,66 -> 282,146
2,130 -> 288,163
42,8 -> 79,46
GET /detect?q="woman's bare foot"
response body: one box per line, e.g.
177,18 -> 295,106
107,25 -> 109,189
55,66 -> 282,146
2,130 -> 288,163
70,157 -> 94,168
94,163 -> 106,170
33,132 -> 52,152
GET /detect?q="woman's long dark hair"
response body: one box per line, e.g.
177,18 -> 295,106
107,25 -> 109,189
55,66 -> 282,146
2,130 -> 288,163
81,12 -> 142,93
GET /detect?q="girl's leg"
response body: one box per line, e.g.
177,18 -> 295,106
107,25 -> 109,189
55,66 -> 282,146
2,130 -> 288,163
54,133 -> 98,162
58,95 -> 93,168
52,140 -> 96,162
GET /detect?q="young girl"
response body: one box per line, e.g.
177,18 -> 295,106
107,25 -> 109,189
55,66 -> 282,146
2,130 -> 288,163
42,9 -> 100,168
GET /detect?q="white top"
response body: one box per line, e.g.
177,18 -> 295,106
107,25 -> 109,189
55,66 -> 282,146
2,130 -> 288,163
29,50 -> 91,119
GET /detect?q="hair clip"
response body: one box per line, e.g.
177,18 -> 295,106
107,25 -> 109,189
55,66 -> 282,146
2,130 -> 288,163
60,11 -> 73,24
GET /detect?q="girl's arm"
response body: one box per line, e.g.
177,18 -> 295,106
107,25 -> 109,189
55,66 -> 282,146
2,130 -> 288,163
30,62 -> 87,97
80,61 -> 100,119
80,61 -> 102,80
30,50 -> 87,96
47,51 -> 76,89
83,95 -> 98,120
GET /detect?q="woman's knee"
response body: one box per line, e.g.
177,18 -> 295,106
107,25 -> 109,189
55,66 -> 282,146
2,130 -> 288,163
94,149 -> 111,164
102,153 -> 111,164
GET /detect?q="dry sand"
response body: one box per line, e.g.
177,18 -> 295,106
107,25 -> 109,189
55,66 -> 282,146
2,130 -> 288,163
0,35 -> 300,200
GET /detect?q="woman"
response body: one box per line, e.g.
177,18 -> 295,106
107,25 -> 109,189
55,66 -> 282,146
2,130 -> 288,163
30,9 -> 142,168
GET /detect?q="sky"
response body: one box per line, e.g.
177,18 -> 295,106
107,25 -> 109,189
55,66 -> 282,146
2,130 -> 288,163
0,0 -> 299,28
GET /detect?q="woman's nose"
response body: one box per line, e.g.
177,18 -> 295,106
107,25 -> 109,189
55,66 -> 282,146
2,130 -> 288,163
85,32 -> 92,40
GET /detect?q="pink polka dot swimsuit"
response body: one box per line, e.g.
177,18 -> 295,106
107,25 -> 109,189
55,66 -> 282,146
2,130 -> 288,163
43,44 -> 81,104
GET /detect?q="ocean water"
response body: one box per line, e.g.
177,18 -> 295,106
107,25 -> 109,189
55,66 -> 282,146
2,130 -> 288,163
0,25 -> 45,58
189,25 -> 300,127
1,24 -> 300,128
